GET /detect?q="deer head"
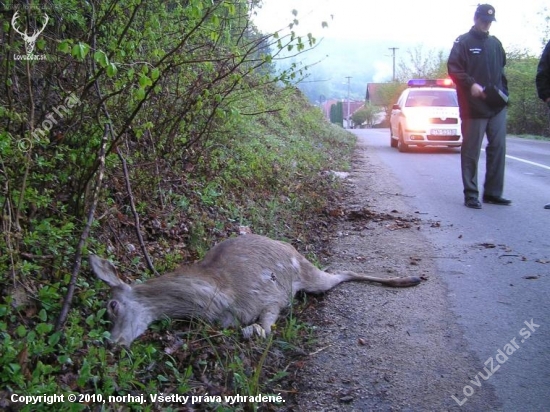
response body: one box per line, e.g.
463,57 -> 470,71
11,11 -> 49,55
89,255 -> 155,346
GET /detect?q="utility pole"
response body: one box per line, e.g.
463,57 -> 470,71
388,47 -> 399,82
345,76 -> 351,128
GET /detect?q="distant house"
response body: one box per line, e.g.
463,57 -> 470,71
345,101 -> 367,118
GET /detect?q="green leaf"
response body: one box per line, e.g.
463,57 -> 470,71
27,331 -> 36,342
134,88 -> 146,100
48,331 -> 62,346
9,363 -> 21,374
71,42 -> 90,60
225,2 -> 236,15
94,51 -> 109,68
139,74 -> 152,87
77,359 -> 91,386
16,325 -> 26,337
58,40 -> 72,54
151,68 -> 160,81
38,309 -> 47,322
36,38 -> 46,51
107,63 -> 118,77
36,323 -> 53,335
58,355 -> 72,364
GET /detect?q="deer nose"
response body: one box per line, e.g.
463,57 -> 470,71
113,336 -> 130,347
108,331 -> 129,347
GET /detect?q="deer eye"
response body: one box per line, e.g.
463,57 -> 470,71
108,300 -> 119,315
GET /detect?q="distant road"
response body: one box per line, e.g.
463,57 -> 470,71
352,128 -> 550,412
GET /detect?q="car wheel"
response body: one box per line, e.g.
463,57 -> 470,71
397,128 -> 409,152
390,128 -> 398,148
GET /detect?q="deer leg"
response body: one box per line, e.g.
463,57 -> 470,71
241,305 -> 281,339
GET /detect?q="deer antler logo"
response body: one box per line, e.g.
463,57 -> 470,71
11,11 -> 49,56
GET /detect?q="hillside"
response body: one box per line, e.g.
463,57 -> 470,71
0,2 -> 357,410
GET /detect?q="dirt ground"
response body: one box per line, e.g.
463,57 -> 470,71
291,137 -> 502,411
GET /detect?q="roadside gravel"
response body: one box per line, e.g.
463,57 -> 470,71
293,135 -> 502,411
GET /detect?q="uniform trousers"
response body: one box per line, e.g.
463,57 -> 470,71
460,107 -> 507,199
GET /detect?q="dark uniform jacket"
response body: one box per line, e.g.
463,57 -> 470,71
447,27 -> 508,119
536,41 -> 550,103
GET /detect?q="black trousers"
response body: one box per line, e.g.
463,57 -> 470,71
460,108 -> 507,199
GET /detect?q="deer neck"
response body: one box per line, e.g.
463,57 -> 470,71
132,274 -> 229,322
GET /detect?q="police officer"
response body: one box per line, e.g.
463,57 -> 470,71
448,4 -> 511,209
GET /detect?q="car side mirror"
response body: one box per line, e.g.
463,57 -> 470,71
392,104 -> 400,110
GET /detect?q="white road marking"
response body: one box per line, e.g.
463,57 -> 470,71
481,149 -> 550,171
505,155 -> 550,171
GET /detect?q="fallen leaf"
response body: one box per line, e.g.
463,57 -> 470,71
18,345 -> 31,380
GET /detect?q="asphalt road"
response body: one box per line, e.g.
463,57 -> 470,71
351,128 -> 550,412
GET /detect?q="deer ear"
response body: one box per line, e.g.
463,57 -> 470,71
89,255 -> 130,290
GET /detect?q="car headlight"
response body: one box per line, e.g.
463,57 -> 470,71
404,113 -> 428,132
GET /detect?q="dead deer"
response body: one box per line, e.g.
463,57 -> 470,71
89,234 -> 421,346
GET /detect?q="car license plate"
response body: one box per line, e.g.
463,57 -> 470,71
431,129 -> 456,136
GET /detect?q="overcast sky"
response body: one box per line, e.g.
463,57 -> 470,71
253,0 -> 548,54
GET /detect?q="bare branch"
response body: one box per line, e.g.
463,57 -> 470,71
55,124 -> 108,331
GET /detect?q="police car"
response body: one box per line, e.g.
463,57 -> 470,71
390,79 -> 462,152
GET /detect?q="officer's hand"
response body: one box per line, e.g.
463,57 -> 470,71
471,83 -> 486,98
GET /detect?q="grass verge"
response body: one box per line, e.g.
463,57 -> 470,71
1,86 -> 355,411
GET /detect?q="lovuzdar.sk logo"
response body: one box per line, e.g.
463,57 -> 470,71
11,10 -> 49,60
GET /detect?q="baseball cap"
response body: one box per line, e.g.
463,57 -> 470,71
475,4 -> 496,22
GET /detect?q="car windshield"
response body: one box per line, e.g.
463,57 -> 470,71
405,90 -> 458,107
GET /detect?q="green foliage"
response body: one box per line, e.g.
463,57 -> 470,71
506,49 -> 550,136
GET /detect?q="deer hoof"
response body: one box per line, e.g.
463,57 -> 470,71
241,323 -> 266,339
